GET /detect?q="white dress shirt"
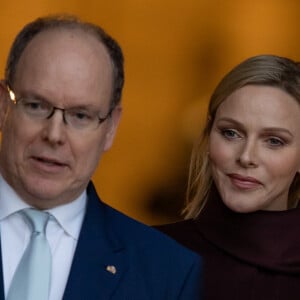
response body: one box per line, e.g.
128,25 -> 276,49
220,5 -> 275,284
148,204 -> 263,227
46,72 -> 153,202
0,175 -> 87,300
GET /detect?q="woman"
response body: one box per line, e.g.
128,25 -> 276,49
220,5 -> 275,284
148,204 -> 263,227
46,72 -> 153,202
157,54 -> 300,299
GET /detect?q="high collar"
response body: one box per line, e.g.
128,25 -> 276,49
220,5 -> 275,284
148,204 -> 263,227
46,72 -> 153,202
195,188 -> 300,274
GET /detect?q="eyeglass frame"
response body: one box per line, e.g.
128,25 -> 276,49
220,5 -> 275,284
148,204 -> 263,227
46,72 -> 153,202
5,84 -> 115,130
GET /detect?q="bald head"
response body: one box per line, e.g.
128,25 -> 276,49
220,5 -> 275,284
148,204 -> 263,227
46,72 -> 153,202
5,15 -> 124,108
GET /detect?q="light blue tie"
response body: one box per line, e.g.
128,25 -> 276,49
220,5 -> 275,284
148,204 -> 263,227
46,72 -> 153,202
7,209 -> 52,300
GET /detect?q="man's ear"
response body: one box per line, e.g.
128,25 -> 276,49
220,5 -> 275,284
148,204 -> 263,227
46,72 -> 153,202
103,104 -> 122,152
0,80 -> 9,130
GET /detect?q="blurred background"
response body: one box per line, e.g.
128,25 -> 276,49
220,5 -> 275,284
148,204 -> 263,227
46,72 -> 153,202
1,0 -> 300,225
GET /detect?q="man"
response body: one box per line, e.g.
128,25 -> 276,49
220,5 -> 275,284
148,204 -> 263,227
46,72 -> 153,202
0,15 -> 202,299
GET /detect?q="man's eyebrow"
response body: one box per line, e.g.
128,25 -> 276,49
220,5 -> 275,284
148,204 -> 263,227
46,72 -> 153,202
16,90 -> 101,110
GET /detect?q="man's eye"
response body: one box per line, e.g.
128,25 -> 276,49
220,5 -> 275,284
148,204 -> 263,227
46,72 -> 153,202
70,110 -> 93,121
27,102 -> 41,109
22,100 -> 48,111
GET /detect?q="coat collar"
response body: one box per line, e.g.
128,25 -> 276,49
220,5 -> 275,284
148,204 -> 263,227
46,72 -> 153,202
63,182 -> 129,299
195,188 -> 300,274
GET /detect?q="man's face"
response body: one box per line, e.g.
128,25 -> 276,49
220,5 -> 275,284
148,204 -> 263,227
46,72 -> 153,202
0,29 -> 121,208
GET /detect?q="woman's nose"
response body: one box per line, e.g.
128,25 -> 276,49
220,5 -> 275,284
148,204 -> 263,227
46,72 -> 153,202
237,139 -> 258,168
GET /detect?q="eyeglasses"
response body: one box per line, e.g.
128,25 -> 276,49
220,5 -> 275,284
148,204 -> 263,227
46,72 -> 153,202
6,85 -> 114,130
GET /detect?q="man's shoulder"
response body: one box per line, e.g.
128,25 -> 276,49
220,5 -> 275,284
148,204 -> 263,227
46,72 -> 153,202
104,202 -> 200,261
83,183 -> 202,298
87,182 -> 201,264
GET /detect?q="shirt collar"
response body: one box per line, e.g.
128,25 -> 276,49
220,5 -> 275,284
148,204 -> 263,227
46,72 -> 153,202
0,174 -> 87,240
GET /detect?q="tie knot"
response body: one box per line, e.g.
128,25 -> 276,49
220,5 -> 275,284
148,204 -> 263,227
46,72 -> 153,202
21,209 -> 50,234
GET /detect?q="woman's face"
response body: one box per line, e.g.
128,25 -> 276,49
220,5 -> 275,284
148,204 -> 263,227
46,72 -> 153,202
209,85 -> 300,212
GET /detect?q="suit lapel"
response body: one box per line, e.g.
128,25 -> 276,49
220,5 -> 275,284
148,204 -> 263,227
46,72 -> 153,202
63,183 -> 129,300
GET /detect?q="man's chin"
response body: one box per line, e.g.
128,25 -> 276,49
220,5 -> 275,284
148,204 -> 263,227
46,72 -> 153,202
21,181 -> 71,208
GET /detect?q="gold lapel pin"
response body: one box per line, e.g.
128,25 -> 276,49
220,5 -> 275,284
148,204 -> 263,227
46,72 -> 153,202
106,265 -> 117,275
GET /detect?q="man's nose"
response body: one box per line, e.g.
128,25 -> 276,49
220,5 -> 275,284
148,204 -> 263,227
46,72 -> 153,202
41,110 -> 67,145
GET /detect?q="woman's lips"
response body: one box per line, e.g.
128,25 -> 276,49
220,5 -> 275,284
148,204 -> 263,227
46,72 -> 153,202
228,173 -> 262,189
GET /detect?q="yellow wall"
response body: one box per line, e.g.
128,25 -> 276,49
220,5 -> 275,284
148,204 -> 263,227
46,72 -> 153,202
1,0 -> 300,224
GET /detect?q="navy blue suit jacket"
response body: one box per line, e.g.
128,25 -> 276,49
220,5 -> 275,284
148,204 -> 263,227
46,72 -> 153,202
0,182 -> 202,299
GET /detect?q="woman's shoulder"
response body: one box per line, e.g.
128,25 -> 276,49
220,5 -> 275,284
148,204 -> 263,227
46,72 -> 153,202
154,219 -> 203,253
155,219 -> 196,235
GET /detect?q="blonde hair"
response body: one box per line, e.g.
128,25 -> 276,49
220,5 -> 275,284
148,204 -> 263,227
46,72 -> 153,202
184,54 -> 300,219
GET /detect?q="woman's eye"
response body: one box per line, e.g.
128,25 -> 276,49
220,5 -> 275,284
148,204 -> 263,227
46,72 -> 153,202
267,137 -> 285,147
221,129 -> 240,139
